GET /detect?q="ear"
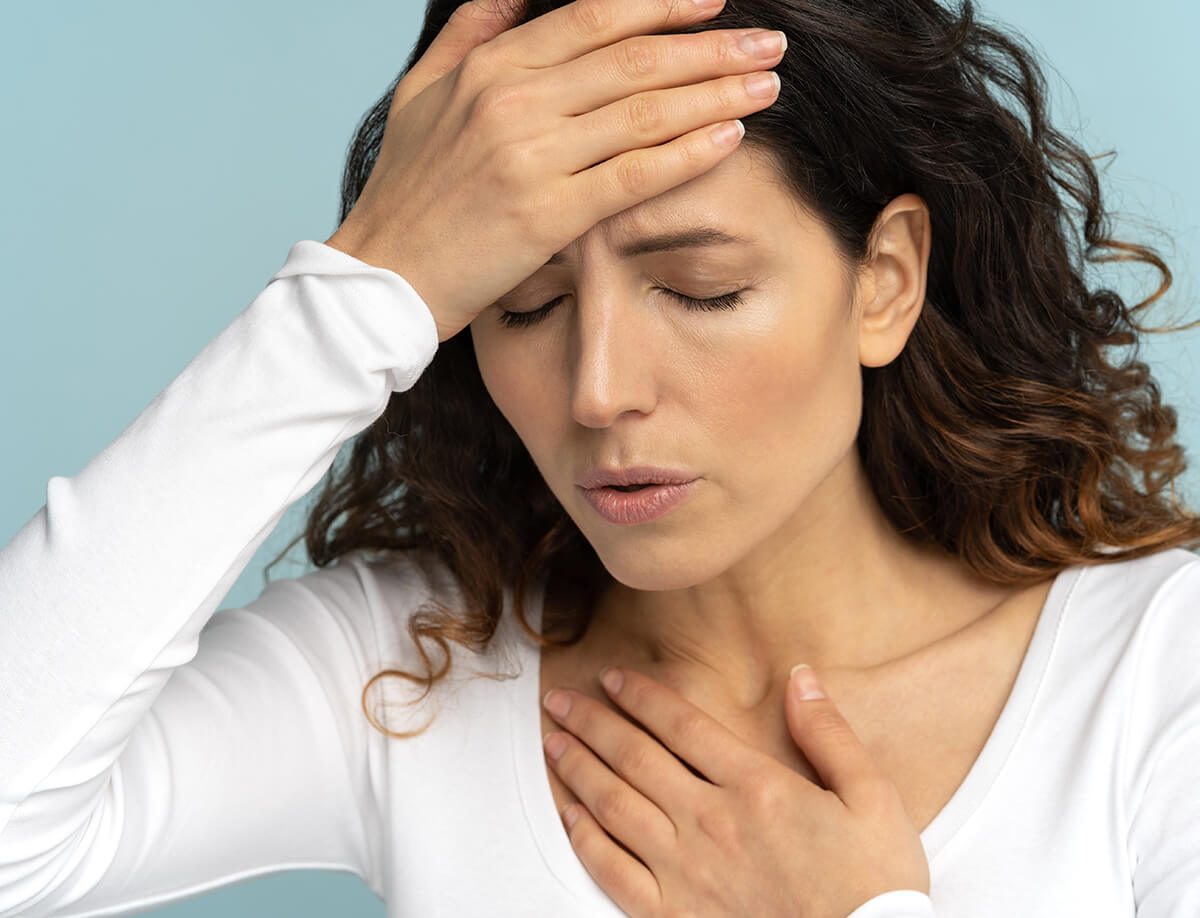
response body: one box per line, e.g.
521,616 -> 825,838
855,193 -> 931,369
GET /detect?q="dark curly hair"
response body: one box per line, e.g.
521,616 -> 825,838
265,0 -> 1200,738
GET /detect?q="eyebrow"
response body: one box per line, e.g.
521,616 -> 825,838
545,226 -> 754,266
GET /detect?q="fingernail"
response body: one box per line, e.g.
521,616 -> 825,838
561,804 -> 581,831
740,30 -> 785,58
599,666 -> 623,695
745,71 -> 781,98
711,120 -> 745,148
544,732 -> 569,761
543,689 -> 571,719
790,663 -> 826,700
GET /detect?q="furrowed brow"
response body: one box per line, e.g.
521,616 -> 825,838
545,226 -> 754,266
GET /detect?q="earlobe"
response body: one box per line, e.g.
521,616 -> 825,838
857,194 -> 931,369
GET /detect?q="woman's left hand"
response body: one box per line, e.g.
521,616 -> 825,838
541,663 -> 930,918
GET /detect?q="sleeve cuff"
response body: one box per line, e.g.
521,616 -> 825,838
271,239 -> 440,392
845,889 -> 935,918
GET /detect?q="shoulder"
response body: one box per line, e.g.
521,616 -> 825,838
288,547 -> 464,624
281,546 -> 524,684
203,550 -> 436,692
1026,548 -> 1200,825
1073,549 -> 1200,800
273,546 -> 455,647
1108,547 -> 1200,696
1056,546 -> 1200,656
1066,545 -> 1200,677
1069,545 -> 1199,611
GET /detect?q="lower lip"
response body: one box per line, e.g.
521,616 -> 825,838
580,481 -> 699,526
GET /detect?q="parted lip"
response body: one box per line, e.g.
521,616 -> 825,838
576,466 -> 698,490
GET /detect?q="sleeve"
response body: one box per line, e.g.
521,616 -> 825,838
0,240 -> 441,916
1123,555 -> 1200,917
844,890 -> 935,917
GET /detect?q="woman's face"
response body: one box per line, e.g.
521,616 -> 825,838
469,148 -> 903,592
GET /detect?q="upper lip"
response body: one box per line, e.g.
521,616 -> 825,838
576,466 -> 698,490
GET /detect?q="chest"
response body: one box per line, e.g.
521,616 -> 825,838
539,684 -> 993,839
536,591 -> 1046,837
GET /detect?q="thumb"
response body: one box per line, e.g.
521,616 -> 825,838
399,0 -> 529,104
785,664 -> 876,801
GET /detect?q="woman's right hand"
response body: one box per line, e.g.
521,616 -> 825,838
324,0 -> 785,343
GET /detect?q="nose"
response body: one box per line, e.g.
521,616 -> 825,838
568,295 -> 659,429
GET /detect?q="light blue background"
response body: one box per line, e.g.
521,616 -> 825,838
1,2 -> 1197,915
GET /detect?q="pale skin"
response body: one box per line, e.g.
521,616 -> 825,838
469,145 -> 1056,912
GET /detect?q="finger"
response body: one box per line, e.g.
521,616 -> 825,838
547,27 -> 784,177
560,801 -> 662,918
551,26 -> 785,123
398,0 -> 529,106
545,688 -> 698,820
597,668 -> 765,790
544,728 -> 676,866
562,62 -> 780,176
488,0 -> 723,71
784,664 -> 881,805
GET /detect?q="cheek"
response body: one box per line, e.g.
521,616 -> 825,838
697,305 -> 861,483
472,332 -> 559,453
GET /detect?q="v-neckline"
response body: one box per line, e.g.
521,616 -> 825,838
507,563 -> 1081,905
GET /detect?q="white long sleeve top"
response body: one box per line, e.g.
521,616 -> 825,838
2,240 -> 1199,918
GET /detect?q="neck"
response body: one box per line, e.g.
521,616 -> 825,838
570,456 -> 1016,716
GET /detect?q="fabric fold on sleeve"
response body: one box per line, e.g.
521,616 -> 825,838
0,240 -> 439,916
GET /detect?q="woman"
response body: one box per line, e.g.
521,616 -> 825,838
1,0 -> 1198,915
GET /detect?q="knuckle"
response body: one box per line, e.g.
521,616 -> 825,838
571,703 -> 600,735
625,95 -> 666,137
491,139 -> 536,189
626,676 -> 657,709
807,709 -> 849,739
570,0 -> 613,38
657,0 -> 689,23
715,78 -> 744,110
594,787 -> 628,822
449,1 -> 477,24
473,80 -> 527,119
715,32 -> 743,67
696,802 -> 738,844
679,133 -> 710,167
446,4 -> 478,41
613,38 -> 657,82
455,45 -> 493,91
615,153 -> 652,195
667,710 -> 703,746
614,739 -> 650,775
745,774 -> 785,812
595,848 -> 627,890
571,819 -> 598,854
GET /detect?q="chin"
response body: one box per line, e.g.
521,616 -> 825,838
586,537 -> 720,593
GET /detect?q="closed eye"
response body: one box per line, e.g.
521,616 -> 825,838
496,288 -> 746,330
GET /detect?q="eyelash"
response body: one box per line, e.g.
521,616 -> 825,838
496,288 -> 746,330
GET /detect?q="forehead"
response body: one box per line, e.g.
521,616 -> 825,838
549,146 -> 800,265
544,225 -> 756,266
